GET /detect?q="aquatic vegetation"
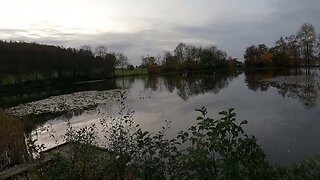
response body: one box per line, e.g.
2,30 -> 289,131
6,90 -> 120,117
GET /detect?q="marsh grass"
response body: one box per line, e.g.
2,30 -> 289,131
0,109 -> 28,171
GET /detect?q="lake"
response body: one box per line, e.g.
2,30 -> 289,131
3,68 -> 320,166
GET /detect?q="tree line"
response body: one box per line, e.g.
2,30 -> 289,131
4,22 -> 318,86
0,41 -> 128,85
0,40 -> 242,86
140,42 -> 242,74
244,23 -> 320,68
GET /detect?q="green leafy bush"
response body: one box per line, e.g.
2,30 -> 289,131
44,124 -> 111,180
32,91 -> 320,179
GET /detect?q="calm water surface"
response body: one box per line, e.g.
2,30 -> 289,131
4,69 -> 320,166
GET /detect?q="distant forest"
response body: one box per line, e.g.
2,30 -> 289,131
244,23 -> 320,68
141,43 -> 241,74
0,41 -> 121,85
0,41 -> 242,86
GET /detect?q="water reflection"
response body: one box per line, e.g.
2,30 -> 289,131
4,68 -> 320,166
118,71 -> 242,101
110,69 -> 320,165
118,69 -> 320,108
245,69 -> 320,108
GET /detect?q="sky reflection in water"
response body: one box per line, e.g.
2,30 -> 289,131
31,69 -> 320,166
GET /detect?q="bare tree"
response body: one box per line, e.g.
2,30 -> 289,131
296,23 -> 317,68
285,35 -> 300,67
94,45 -> 108,58
80,45 -> 92,52
80,45 -> 93,56
115,52 -> 128,77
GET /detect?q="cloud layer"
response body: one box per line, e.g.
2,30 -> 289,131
1,0 -> 320,65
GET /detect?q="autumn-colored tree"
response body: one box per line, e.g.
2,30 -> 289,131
244,44 -> 270,67
243,23 -> 320,68
142,55 -> 159,74
261,52 -> 273,66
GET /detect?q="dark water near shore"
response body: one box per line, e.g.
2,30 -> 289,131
3,68 -> 320,166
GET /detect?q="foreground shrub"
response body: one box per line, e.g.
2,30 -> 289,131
45,91 -> 270,179
42,124 -> 112,180
29,91 -> 320,179
119,107 -> 271,179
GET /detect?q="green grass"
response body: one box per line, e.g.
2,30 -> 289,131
115,68 -> 148,77
0,73 -> 46,85
0,69 -> 148,85
0,75 -> 16,85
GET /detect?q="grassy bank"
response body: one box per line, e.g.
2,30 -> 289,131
114,68 -> 148,77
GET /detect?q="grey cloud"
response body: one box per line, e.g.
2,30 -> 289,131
59,30 -> 185,65
2,0 -> 320,64
0,29 -> 27,33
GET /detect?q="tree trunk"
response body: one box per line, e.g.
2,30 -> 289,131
306,43 -> 310,75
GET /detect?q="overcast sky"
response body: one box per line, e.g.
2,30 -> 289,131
1,0 -> 320,65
